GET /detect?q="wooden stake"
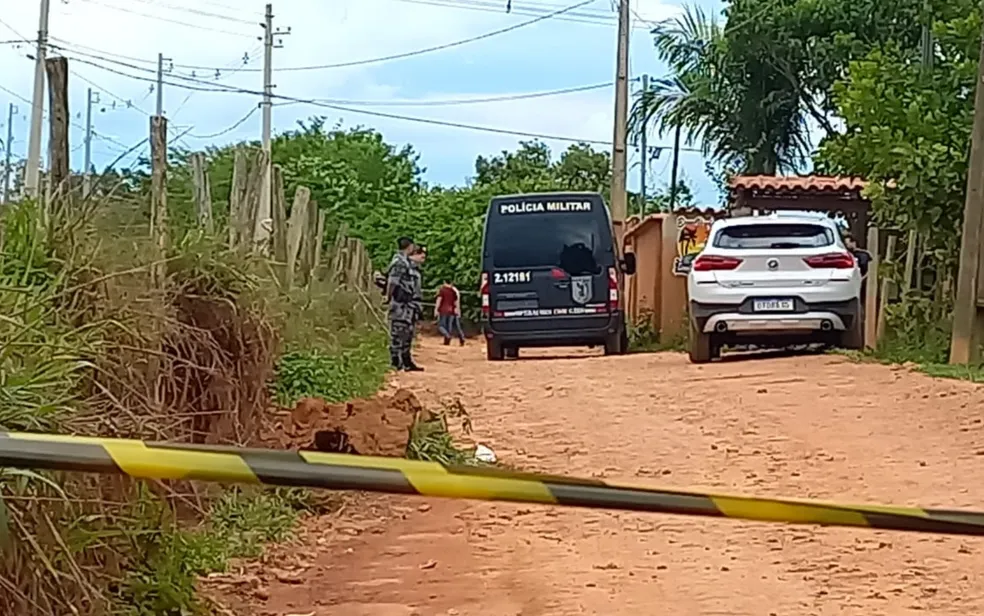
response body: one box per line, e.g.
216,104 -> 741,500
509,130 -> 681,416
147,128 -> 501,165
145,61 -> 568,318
299,199 -> 319,285
902,229 -> 918,293
190,152 -> 213,233
876,234 -> 897,345
149,115 -> 169,289
44,57 -> 69,214
950,19 -> 984,363
271,164 -> 288,264
285,186 -> 310,290
864,226 -> 880,350
228,149 -> 248,249
311,210 -> 326,277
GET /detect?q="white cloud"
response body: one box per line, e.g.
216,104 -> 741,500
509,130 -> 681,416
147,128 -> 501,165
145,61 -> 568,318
0,0 -> 716,199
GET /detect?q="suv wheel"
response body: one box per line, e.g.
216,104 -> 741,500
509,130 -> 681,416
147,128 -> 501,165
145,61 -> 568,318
486,339 -> 504,361
839,300 -> 864,350
688,319 -> 713,363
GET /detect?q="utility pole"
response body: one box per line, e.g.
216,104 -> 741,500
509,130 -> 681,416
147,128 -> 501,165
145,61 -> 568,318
82,88 -> 99,198
609,0 -> 630,240
638,74 -> 648,215
2,103 -> 16,203
156,53 -> 173,116
668,123 -> 682,211
257,3 -> 289,247
949,18 -> 984,364
23,0 -> 51,198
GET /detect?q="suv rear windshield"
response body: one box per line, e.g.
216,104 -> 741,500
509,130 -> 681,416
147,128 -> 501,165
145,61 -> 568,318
488,215 -> 606,275
713,223 -> 835,250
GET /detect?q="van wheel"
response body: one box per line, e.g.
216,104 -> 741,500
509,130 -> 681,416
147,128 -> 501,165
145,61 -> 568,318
603,330 -> 622,355
619,324 -> 629,355
504,346 -> 519,359
688,320 -> 713,364
486,340 -> 504,361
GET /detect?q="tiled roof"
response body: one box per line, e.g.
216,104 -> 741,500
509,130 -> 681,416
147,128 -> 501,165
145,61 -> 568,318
729,175 -> 867,193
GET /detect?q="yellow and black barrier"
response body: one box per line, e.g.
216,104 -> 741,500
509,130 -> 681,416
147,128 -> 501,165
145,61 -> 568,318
1,431 -> 983,537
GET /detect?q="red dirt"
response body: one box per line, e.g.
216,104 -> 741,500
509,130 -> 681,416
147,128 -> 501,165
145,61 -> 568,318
265,388 -> 429,456
206,339 -> 984,615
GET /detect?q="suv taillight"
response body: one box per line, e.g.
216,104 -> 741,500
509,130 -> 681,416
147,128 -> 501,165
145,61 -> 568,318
480,272 -> 490,317
692,254 -> 742,271
804,252 -> 855,269
608,267 -> 619,311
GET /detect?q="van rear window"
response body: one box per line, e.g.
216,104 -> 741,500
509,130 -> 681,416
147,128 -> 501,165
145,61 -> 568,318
713,223 -> 835,249
488,215 -> 605,275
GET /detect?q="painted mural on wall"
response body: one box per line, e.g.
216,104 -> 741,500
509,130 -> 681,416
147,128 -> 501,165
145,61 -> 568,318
673,216 -> 713,276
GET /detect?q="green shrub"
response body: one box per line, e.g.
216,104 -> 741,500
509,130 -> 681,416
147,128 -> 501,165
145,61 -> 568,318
273,330 -> 389,405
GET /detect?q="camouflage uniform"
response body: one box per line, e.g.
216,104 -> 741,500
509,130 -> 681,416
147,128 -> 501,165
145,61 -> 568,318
386,252 -> 422,367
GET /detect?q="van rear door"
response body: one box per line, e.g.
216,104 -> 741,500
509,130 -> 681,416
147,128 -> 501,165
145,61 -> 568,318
484,198 -> 613,332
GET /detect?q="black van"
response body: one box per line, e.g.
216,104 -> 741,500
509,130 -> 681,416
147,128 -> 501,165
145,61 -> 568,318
479,191 -> 636,360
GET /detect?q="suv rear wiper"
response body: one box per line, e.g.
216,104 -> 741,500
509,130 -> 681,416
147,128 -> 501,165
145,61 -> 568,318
769,242 -> 806,248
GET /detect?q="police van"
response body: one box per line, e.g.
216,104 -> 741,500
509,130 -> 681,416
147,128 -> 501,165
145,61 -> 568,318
480,192 -> 637,360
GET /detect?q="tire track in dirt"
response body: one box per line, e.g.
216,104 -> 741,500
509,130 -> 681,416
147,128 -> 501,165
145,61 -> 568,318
212,339 -> 984,615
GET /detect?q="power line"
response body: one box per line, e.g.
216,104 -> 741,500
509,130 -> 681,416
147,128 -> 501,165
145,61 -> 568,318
0,76 -> 131,153
75,0 -> 255,39
308,0 -> 595,70
186,106 -> 258,139
62,51 -> 706,152
68,69 -> 152,116
273,81 -> 620,107
52,0 -> 596,73
60,47 -> 618,107
386,0 -> 657,30
0,14 -> 29,41
171,45 -> 262,117
123,0 -> 257,26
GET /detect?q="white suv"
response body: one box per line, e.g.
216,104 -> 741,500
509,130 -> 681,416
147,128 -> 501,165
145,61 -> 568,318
686,214 -> 863,363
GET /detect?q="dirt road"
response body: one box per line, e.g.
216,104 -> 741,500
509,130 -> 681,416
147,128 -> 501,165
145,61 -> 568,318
214,339 -> 984,615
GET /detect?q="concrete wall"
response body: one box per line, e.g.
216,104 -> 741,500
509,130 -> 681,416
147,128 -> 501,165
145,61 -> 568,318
625,210 -> 719,342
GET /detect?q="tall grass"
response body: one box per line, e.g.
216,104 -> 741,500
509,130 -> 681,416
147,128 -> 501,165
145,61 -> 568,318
0,186 -> 389,615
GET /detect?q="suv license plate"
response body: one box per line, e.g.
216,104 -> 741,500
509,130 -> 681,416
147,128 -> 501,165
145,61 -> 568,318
753,298 -> 794,312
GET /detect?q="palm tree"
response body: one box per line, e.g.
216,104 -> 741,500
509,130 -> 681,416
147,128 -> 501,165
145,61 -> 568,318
630,5 -> 810,176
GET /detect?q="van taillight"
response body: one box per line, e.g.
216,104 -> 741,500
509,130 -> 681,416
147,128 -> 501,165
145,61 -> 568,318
480,272 -> 490,317
608,267 -> 618,311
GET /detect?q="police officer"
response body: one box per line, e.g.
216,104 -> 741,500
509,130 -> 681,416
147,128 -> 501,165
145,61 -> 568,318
386,236 -> 423,371
405,245 -> 427,370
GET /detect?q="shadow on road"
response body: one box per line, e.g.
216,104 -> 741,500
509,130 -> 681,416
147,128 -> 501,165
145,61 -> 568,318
719,344 -> 830,363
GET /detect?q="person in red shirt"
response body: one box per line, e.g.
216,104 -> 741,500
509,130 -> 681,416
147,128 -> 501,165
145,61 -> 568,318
435,279 -> 465,346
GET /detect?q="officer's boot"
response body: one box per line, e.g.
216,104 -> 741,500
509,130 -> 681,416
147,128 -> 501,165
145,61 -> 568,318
401,351 -> 423,372
390,352 -> 403,370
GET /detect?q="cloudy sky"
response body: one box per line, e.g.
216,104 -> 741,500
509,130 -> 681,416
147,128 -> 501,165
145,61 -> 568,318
0,0 -> 725,204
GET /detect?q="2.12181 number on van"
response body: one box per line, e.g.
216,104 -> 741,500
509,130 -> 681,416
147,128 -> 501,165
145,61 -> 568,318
479,192 -> 636,360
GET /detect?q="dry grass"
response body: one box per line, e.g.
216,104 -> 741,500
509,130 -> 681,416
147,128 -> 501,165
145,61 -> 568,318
0,189 -> 375,615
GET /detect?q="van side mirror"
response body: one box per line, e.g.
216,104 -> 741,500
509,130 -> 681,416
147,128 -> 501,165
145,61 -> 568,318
620,252 -> 637,275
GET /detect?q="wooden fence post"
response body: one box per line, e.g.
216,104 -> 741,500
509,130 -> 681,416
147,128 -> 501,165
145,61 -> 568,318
271,164 -> 288,264
228,149 -> 247,249
902,229 -> 918,292
298,199 -> 319,286
285,186 -> 310,289
241,149 -> 267,251
149,116 -> 169,289
310,210 -> 326,277
864,227 -> 881,350
189,152 -> 213,233
876,234 -> 897,345
44,57 -> 69,217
